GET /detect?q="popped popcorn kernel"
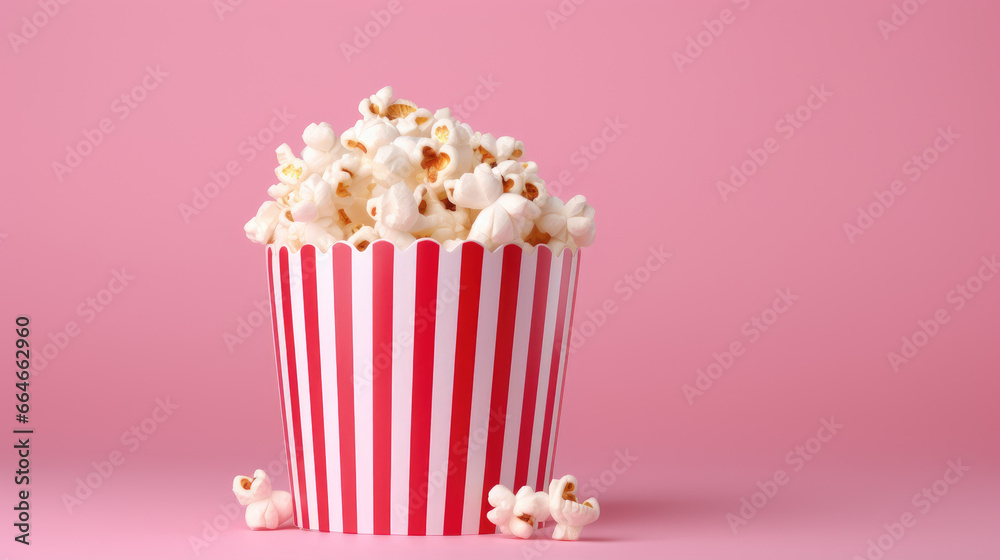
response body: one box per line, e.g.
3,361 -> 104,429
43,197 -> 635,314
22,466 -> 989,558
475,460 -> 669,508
244,87 -> 596,253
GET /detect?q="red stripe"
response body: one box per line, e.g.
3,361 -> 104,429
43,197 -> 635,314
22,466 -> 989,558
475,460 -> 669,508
407,240 -> 439,535
478,245 -> 523,533
442,243 -> 485,534
371,242 -> 394,535
550,252 -> 581,478
279,247 -> 310,528
301,246 -> 330,532
267,248 -> 298,527
333,244 -> 358,533
513,247 -> 552,489
535,251 -> 574,490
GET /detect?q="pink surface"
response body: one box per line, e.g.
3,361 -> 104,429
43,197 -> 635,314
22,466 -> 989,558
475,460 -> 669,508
1,0 -> 998,558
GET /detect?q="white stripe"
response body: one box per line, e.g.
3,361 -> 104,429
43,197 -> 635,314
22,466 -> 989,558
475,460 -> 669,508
390,244 -> 417,534
545,253 -> 578,485
462,248 -> 502,534
498,250 -> 537,491
526,251 -> 563,489
288,250 -> 318,529
352,249 -> 375,534
316,248 -> 342,532
272,250 -> 303,526
425,243 -> 462,535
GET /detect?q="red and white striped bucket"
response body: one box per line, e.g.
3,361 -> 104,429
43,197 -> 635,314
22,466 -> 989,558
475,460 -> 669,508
265,239 -> 582,535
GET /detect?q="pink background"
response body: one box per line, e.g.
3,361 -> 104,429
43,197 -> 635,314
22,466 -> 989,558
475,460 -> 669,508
2,0 -> 998,558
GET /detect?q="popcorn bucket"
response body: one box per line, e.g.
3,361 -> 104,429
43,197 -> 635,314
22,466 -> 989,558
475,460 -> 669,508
264,239 -> 582,535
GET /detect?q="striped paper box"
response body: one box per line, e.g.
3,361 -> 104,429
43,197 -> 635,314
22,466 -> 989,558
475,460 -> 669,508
265,239 -> 581,535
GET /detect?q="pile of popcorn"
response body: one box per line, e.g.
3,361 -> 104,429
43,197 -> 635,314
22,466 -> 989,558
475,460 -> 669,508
244,87 -> 596,253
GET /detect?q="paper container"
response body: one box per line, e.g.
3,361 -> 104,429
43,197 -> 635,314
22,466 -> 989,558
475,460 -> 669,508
265,239 -> 582,535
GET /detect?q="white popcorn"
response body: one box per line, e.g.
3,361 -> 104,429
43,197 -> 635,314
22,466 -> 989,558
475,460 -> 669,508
298,174 -> 333,210
300,122 -> 343,172
412,184 -> 469,241
302,122 -> 336,151
287,219 -> 342,252
365,183 -> 433,250
493,160 -> 549,207
371,138 -> 418,186
486,485 -> 551,539
467,193 -> 541,251
563,195 -> 596,248
342,118 -> 400,155
445,163 -> 502,209
472,133 -> 524,165
290,199 -> 319,223
411,139 -> 472,191
244,201 -> 284,244
396,107 -> 434,136
275,143 -> 295,165
275,157 -> 307,186
347,225 -> 378,251
548,475 -> 600,541
359,86 -> 395,119
358,86 -> 419,121
244,87 -> 595,253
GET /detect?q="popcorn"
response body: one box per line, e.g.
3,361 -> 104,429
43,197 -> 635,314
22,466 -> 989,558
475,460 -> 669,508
562,195 -> 596,248
396,107 -> 434,136
467,193 -> 541,251
232,469 -> 294,530
366,183 -> 432,249
486,485 -> 551,539
548,475 -> 600,541
472,133 -> 524,165
342,118 -> 400,155
300,122 -> 343,172
275,157 -> 308,185
358,86 -> 418,121
243,87 -> 596,253
287,219 -> 342,252
445,163 -> 503,209
244,201 -> 284,244
347,225 -> 378,251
